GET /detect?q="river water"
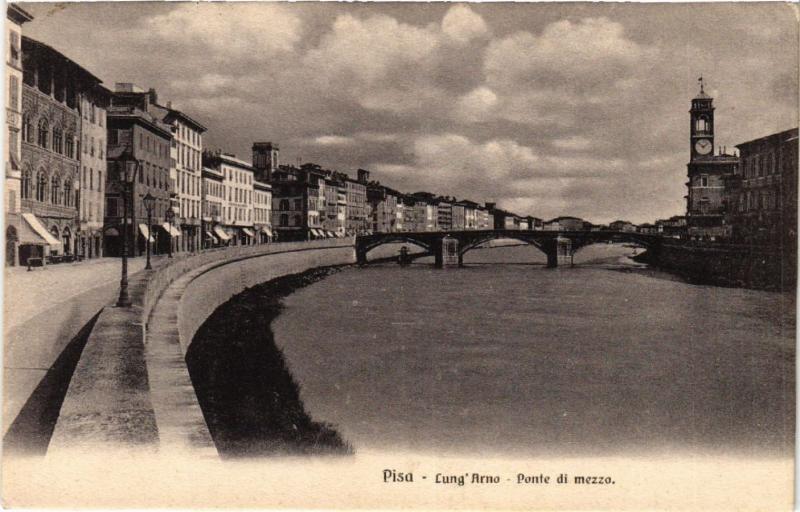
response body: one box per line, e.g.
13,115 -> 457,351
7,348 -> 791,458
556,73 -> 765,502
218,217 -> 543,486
272,243 -> 795,458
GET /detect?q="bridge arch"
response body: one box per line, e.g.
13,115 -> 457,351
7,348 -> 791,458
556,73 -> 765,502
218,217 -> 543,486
357,234 -> 434,263
458,233 -> 549,260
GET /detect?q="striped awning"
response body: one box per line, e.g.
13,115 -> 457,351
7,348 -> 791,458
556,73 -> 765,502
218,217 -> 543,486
242,227 -> 256,238
138,224 -> 155,243
213,226 -> 231,241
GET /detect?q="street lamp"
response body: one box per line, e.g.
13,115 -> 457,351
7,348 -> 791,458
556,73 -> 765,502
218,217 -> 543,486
116,146 -> 140,308
165,207 -> 175,258
143,192 -> 155,270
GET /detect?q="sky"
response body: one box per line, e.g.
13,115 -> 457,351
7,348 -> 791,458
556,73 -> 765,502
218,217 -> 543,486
18,2 -> 799,224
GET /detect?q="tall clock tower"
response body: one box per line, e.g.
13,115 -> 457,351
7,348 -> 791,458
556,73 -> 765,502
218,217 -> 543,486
690,78 -> 714,160
685,78 -> 739,241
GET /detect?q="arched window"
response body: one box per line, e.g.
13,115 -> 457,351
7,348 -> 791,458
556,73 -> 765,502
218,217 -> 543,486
51,176 -> 60,204
280,214 -> 288,227
52,126 -> 63,154
63,179 -> 72,207
37,118 -> 49,148
64,133 -> 74,158
21,167 -> 31,199
280,199 -> 290,211
21,113 -> 31,143
695,116 -> 708,133
36,171 -> 47,202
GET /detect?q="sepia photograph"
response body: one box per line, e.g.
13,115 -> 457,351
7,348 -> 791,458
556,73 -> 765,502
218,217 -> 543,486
1,1 -> 797,510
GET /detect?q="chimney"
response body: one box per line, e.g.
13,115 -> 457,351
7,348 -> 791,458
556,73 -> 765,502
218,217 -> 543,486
148,88 -> 158,105
357,169 -> 370,184
485,202 -> 496,210
167,100 -> 172,109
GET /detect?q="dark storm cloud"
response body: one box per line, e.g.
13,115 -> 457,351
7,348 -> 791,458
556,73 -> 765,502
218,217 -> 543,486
18,2 -> 798,223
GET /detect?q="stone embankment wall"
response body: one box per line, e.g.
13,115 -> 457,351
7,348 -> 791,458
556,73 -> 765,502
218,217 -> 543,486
48,239 -> 355,455
642,240 -> 796,291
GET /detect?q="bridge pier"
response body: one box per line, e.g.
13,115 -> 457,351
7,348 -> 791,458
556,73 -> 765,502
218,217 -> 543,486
544,236 -> 574,268
433,236 -> 460,268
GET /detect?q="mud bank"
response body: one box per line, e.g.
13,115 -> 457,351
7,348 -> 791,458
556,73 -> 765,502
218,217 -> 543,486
186,266 -> 353,458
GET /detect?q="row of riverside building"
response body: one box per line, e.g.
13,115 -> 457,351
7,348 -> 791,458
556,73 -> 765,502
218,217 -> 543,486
5,7 -> 796,267
2,8 -> 540,267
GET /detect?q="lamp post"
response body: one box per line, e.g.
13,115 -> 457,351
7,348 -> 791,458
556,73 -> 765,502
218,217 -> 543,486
143,192 -> 155,270
116,146 -> 140,308
165,207 -> 175,258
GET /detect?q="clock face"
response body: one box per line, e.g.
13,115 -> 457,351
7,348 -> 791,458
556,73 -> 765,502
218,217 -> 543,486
695,139 -> 712,155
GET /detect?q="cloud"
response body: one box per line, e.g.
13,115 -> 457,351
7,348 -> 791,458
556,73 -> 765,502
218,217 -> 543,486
146,3 -> 302,58
441,5 -> 489,45
18,2 -> 798,224
454,87 -> 498,123
312,135 -> 354,146
552,136 -> 593,151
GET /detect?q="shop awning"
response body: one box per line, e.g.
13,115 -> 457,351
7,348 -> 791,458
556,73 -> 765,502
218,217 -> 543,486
105,227 -> 120,237
163,223 -> 181,237
138,224 -> 155,243
261,226 -> 273,237
21,213 -> 62,251
311,229 -> 323,238
205,230 -> 217,241
242,227 -> 256,238
213,226 -> 231,241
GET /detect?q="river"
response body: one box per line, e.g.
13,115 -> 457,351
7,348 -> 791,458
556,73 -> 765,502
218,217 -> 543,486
269,242 -> 795,458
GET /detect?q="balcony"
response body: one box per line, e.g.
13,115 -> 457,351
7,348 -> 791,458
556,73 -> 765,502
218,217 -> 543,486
22,199 -> 77,220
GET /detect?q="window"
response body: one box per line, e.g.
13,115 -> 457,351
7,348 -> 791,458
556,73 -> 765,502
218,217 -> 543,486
700,176 -> 708,187
36,171 -> 47,202
90,168 -> 94,190
99,141 -> 104,159
64,179 -> 72,206
9,76 -> 18,109
9,31 -> 20,67
37,119 -> 49,148
8,127 -> 18,155
51,176 -> 60,204
21,168 -> 31,199
90,137 -> 95,156
21,113 -> 31,143
65,133 -> 74,158
53,126 -> 63,154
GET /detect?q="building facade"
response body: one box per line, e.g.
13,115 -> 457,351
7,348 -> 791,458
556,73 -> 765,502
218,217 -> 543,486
685,83 -> 739,240
77,84 -> 110,260
270,164 -> 326,241
203,151 -> 255,245
367,184 -> 400,233
105,100 -> 173,257
201,165 -> 226,247
5,5 -> 33,265
252,141 -> 280,182
18,36 -> 102,264
253,179 -> 273,243
729,128 -> 798,246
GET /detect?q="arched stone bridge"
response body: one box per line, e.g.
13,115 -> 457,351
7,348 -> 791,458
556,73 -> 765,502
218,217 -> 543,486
356,230 -> 662,267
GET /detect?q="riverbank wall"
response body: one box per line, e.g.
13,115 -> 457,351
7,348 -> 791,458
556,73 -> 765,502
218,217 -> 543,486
47,239 -> 355,456
638,240 -> 796,291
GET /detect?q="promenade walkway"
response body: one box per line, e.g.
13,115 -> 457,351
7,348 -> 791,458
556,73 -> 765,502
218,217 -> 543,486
3,255 -> 156,441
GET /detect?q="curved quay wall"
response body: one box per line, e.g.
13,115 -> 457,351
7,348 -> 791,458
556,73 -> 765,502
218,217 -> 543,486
48,239 -> 355,456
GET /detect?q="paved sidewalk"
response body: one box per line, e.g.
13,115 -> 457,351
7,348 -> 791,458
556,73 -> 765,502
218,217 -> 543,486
4,256 -> 155,333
